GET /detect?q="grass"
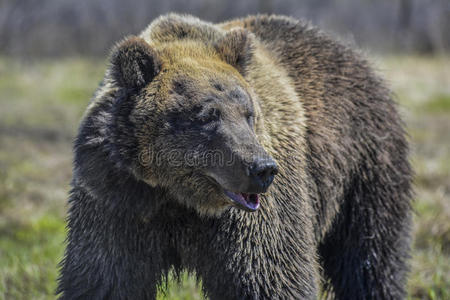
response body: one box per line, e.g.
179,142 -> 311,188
378,55 -> 450,299
0,55 -> 449,299
422,94 -> 450,113
0,215 -> 66,300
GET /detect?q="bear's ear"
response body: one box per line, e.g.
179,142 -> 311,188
110,36 -> 162,89
214,29 -> 255,74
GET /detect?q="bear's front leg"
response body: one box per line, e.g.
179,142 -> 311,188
319,154 -> 412,300
57,187 -> 163,300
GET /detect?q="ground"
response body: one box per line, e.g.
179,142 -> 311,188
0,55 -> 448,299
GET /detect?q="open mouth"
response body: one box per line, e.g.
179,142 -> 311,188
224,190 -> 260,212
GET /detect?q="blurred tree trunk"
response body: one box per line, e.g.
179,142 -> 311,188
396,0 -> 413,51
398,0 -> 412,31
259,0 -> 273,14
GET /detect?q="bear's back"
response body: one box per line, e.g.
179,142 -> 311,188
223,15 -> 404,240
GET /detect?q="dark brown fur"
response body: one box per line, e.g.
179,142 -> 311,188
58,14 -> 413,299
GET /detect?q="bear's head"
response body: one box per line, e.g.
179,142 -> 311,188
82,18 -> 278,216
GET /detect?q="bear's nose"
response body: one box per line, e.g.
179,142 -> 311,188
247,158 -> 278,193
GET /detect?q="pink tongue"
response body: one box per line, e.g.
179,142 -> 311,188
224,190 -> 260,211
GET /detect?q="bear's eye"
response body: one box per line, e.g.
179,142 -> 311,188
246,112 -> 254,127
197,108 -> 221,125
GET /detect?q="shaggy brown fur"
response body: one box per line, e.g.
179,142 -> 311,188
58,14 -> 413,299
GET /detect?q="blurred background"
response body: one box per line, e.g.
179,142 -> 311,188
0,0 -> 448,299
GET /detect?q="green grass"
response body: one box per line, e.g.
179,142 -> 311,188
157,273 -> 203,300
422,94 -> 450,113
0,215 -> 65,300
0,56 -> 449,299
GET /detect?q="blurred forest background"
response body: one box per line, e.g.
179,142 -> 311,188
0,0 -> 449,299
1,0 -> 450,56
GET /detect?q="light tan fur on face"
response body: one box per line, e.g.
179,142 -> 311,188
125,41 -> 260,217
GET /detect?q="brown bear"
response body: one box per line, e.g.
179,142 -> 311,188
57,14 -> 413,299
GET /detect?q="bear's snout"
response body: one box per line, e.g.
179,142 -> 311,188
247,157 -> 278,193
